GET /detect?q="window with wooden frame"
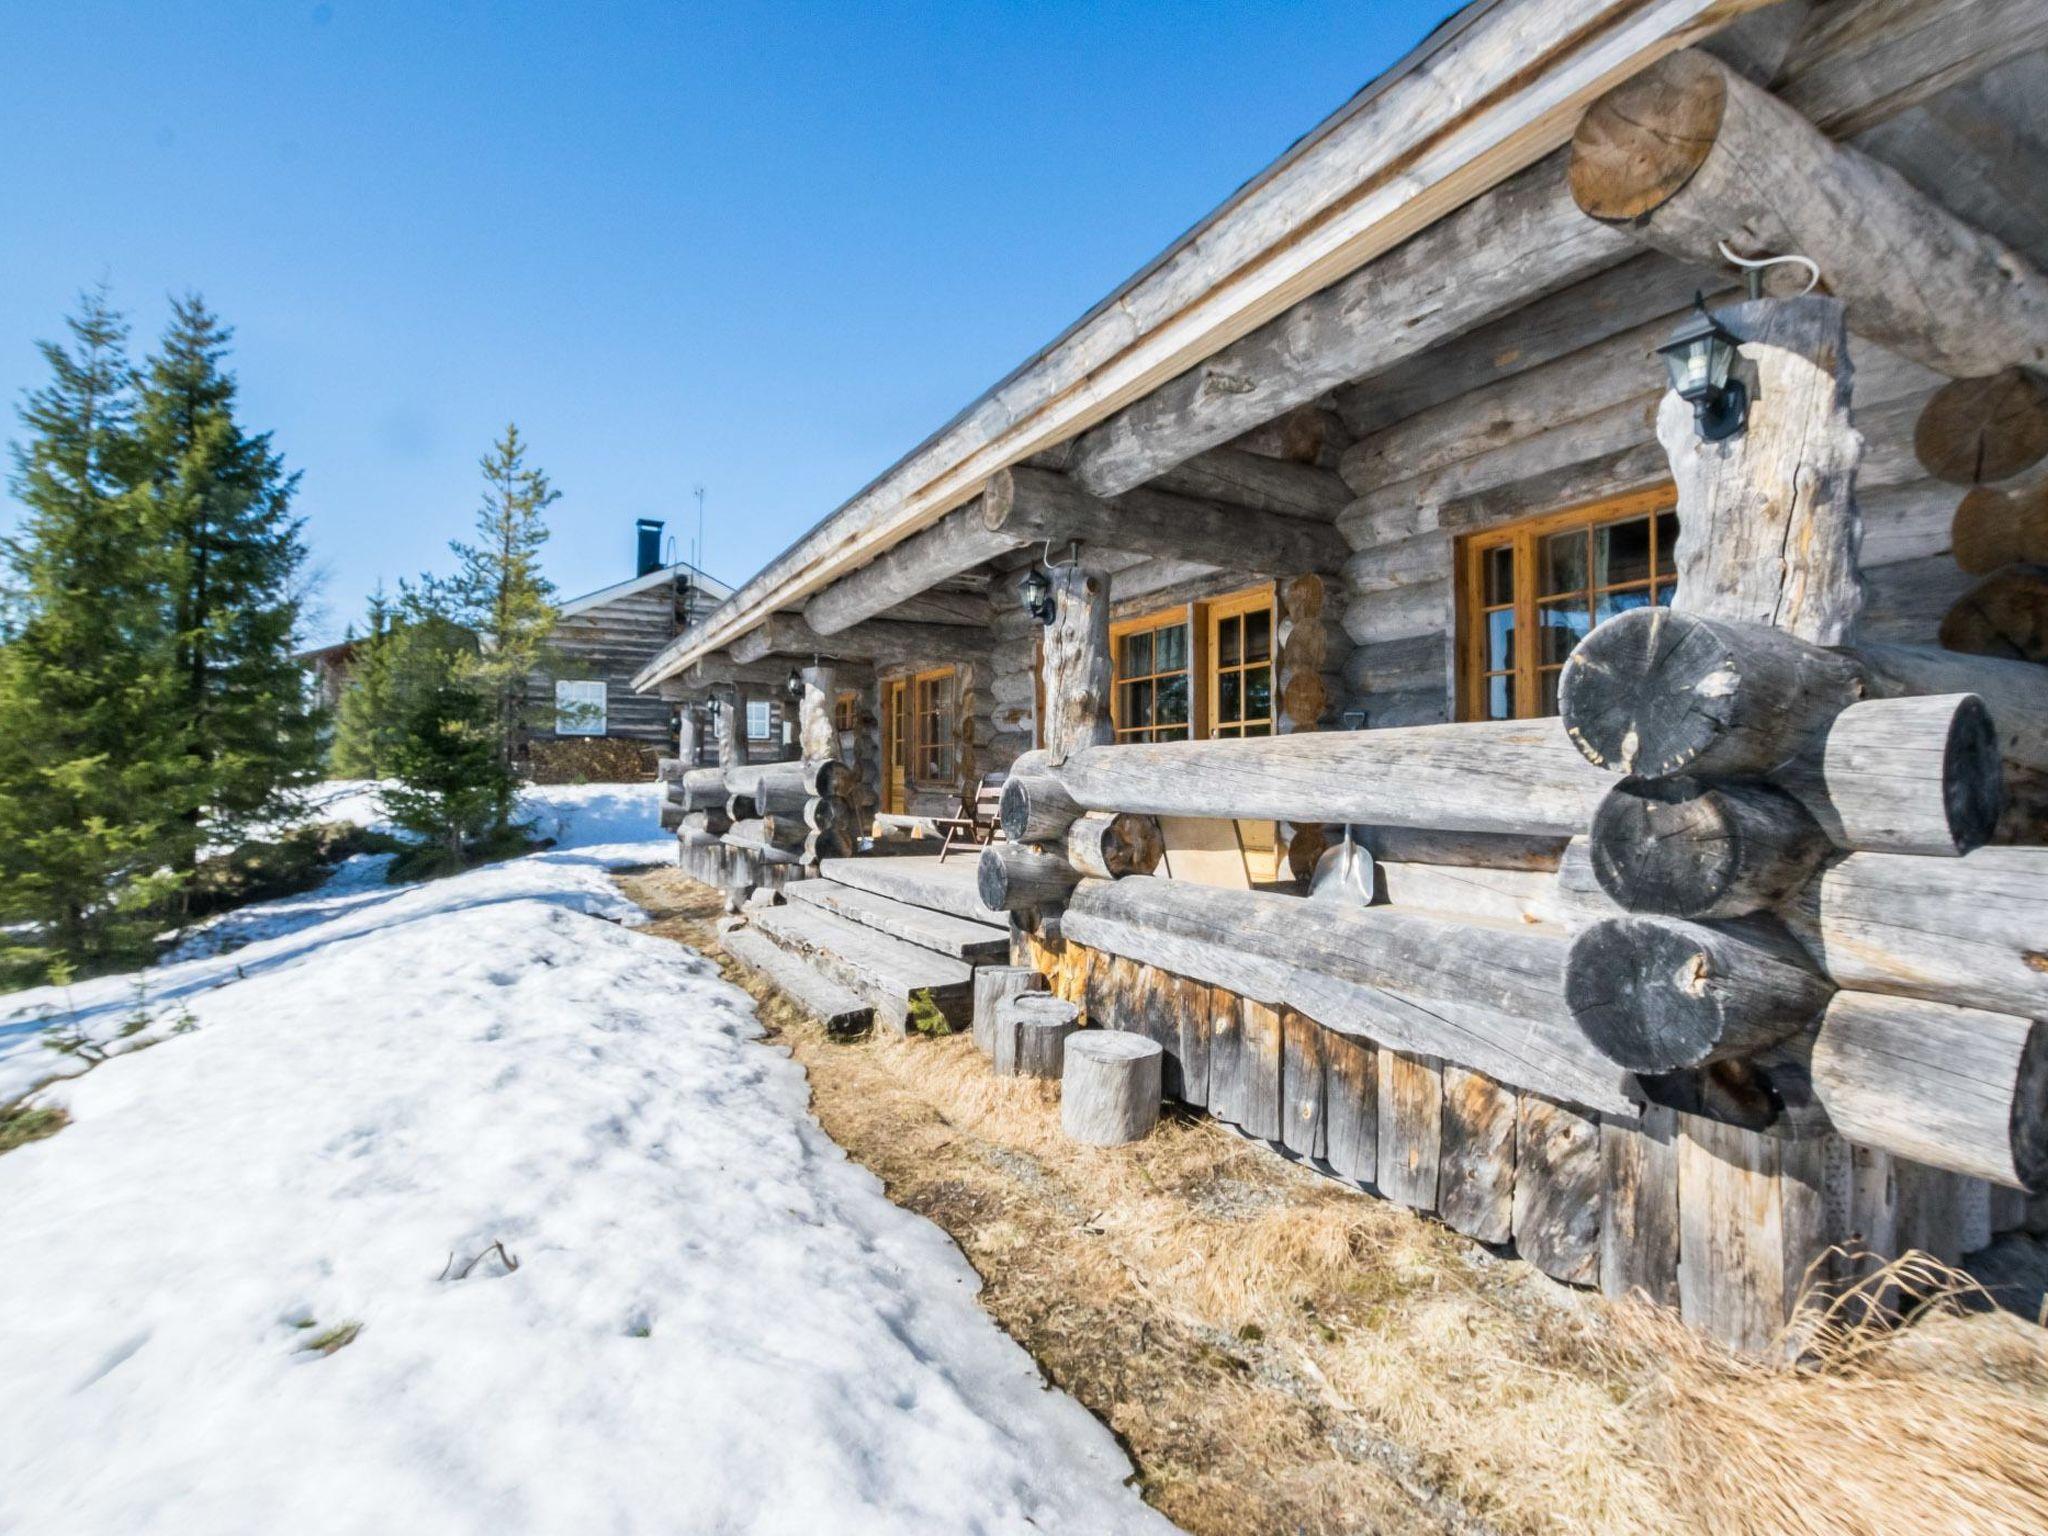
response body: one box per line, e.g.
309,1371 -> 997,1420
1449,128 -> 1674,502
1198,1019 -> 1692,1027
833,690 -> 859,732
1206,588 -> 1275,738
1110,610 -> 1192,743
911,667 -> 956,783
1458,487 -> 1679,722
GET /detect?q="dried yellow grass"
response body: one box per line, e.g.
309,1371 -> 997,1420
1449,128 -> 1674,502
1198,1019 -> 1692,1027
621,867 -> 2048,1536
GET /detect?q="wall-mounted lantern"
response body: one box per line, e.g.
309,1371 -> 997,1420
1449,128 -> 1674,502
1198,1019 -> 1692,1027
1018,566 -> 1055,626
783,666 -> 804,702
1656,293 -> 1748,442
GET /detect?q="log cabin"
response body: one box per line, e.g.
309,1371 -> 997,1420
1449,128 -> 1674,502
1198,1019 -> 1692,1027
636,0 -> 2048,1353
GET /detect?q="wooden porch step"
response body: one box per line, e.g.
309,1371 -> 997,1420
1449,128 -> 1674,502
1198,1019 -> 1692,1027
723,926 -> 874,1034
818,853 -> 1008,927
751,902 -> 975,1036
786,879 -> 1010,963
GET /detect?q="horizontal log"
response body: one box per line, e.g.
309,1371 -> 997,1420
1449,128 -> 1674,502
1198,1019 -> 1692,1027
977,842 -> 1082,914
1784,846 -> 2048,1021
1590,778 -> 1829,920
679,808 -> 733,838
1356,825 -> 1565,871
729,613 -> 990,668
718,832 -> 804,867
1045,717 -> 1609,835
983,466 -> 1346,576
1062,875 -> 1635,1116
803,500 -> 1019,637
1775,693 -> 2003,857
677,767 -> 731,810
1570,49 -> 2048,379
727,759 -> 852,804
1340,581 -> 1448,647
1065,811 -> 1164,881
1565,915 -> 1836,1074
999,770 -> 1083,844
1149,447 -> 1349,520
728,816 -> 805,854
1809,991 -> 2048,1191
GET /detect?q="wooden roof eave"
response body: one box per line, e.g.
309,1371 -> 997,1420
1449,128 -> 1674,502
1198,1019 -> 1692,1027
631,0 -> 1771,695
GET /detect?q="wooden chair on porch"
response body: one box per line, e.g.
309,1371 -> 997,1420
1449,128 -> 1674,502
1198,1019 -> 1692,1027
937,772 -> 1007,862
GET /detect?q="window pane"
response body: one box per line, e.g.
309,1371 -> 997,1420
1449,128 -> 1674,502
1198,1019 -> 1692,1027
1244,721 -> 1271,738
1656,510 -> 1679,575
1244,608 -> 1272,663
1122,629 -> 1152,677
1540,529 -> 1587,597
1487,608 -> 1515,671
1246,665 -> 1271,721
1538,598 -> 1590,665
1487,674 -> 1511,720
1155,623 -> 1188,673
1156,673 -> 1189,728
1216,723 -> 1241,739
1594,587 -> 1656,625
1129,679 -> 1154,727
1594,517 -> 1652,587
1218,615 -> 1241,668
1484,545 -> 1514,605
1218,670 -> 1241,724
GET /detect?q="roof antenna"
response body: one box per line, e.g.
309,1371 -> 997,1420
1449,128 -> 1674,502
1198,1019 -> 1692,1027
692,484 -> 707,574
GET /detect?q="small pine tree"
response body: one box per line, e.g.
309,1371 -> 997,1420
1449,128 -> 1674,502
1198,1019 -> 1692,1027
135,294 -> 321,867
446,423 -> 558,828
377,599 -> 516,873
0,291 -> 189,980
329,583 -> 402,777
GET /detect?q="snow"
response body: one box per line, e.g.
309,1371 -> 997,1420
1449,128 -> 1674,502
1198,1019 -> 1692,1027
0,781 -> 1176,1535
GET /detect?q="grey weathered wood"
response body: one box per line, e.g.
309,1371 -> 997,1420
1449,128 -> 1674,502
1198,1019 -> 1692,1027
679,808 -> 734,839
1061,1032 -> 1163,1147
1676,1113 -> 1831,1356
818,853 -> 1009,926
797,666 -> 838,764
971,965 -> 1044,1059
729,758 -> 852,805
1061,879 -> 1635,1115
1281,1010 -> 1327,1161
1206,984 -> 1245,1127
1809,990 -> 2048,1190
723,925 -> 874,1034
1173,973 -> 1212,1110
731,613 -> 987,669
751,902 -> 973,1036
1438,1067 -> 1516,1245
1600,1106 -> 1680,1305
1776,0 -> 2048,138
1046,717 -> 1610,835
984,465 -> 1347,575
1067,151 -> 1636,499
802,500 -> 1019,637
977,841 -> 1083,914
1322,1028 -> 1377,1186
1565,915 -> 1835,1073
676,767 -> 731,811
1571,49 -> 2048,379
1064,811 -> 1165,881
729,816 -> 805,854
1038,558 -> 1114,761
1784,845 -> 2048,1020
1014,995 -> 1082,1080
1513,1095 -> 1602,1286
1238,1000 -> 1284,1142
1658,298 -> 1866,645
1589,777 -> 1830,919
1356,826 -> 1566,870
999,769 -> 1084,843
784,879 -> 1009,963
711,685 -> 741,770
1150,446 -> 1350,520
1377,1050 -> 1443,1212
1559,607 -> 1866,781
1776,693 -> 2003,856
992,991 -> 1076,1077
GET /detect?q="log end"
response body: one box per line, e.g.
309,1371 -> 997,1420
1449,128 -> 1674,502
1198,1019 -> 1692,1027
1558,607 -> 1736,777
1914,368 -> 2048,487
1567,51 -> 1727,222
2013,1020 -> 2048,1192
1941,566 -> 2048,665
1940,694 -> 2006,856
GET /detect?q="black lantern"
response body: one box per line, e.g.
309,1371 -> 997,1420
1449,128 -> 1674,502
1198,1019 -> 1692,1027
784,666 -> 804,702
705,694 -> 723,720
1018,566 -> 1054,626
1656,294 -> 1748,442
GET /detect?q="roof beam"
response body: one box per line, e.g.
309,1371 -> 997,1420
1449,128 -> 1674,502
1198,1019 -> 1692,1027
729,614 -> 990,668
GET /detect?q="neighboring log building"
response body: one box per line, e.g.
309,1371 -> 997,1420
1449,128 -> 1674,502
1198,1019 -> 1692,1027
636,0 -> 2048,1353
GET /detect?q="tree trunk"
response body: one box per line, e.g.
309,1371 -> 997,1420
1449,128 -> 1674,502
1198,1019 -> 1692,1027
1039,558 -> 1114,760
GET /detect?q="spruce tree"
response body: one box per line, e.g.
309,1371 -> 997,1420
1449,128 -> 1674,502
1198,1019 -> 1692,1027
135,294 -> 320,864
0,291 -> 188,980
329,583 -> 402,777
377,594 -> 515,874
446,422 -> 558,828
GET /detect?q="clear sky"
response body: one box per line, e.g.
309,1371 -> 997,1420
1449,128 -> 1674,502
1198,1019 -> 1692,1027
1,1 -> 1444,644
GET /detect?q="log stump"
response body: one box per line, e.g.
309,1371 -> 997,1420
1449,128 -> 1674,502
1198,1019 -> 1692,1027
993,992 -> 1079,1078
1941,565 -> 2048,663
1017,1000 -> 1082,1080
972,966 -> 1044,1060
1061,1031 -> 1164,1146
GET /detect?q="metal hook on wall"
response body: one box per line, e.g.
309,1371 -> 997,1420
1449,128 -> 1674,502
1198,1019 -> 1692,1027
1717,239 -> 1821,300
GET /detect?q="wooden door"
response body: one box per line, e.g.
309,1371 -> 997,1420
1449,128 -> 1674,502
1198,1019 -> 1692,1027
883,678 -> 909,815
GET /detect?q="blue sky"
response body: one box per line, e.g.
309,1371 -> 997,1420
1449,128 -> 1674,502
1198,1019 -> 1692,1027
1,2 -> 1442,644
